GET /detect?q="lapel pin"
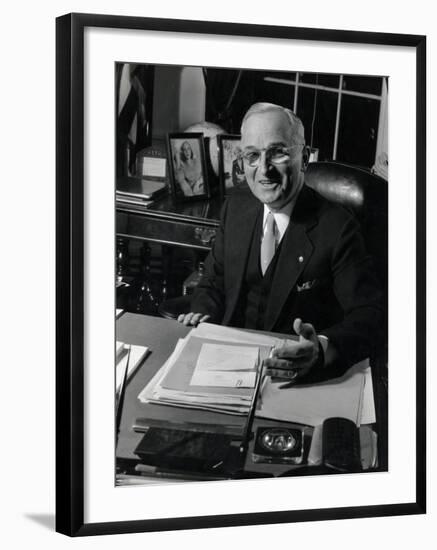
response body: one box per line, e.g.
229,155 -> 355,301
298,256 -> 304,263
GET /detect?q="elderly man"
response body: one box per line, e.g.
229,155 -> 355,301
178,102 -> 384,380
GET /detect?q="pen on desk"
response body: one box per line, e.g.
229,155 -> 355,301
116,344 -> 131,443
239,347 -> 271,456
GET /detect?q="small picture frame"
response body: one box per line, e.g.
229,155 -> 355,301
167,133 -> 210,201
218,134 -> 247,196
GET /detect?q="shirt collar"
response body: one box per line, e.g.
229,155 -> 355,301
262,200 -> 295,242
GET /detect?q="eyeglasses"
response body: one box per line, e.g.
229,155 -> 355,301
242,144 -> 304,167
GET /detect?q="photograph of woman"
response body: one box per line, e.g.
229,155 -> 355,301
168,135 -> 209,199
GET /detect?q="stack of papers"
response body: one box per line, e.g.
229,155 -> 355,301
190,342 -> 260,388
138,324 -> 280,414
116,176 -> 167,208
138,323 -> 375,425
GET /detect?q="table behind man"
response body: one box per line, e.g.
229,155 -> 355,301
178,102 -> 384,381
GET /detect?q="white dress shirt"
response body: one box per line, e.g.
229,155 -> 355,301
262,202 -> 294,243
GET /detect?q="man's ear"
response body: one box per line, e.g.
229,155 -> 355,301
301,145 -> 311,172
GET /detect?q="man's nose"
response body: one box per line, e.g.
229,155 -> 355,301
258,151 -> 274,175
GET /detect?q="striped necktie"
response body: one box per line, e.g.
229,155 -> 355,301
260,212 -> 278,275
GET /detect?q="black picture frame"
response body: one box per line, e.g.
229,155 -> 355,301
218,134 -> 246,197
56,12 -> 426,537
167,132 -> 210,201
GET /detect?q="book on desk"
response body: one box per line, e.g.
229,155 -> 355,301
116,176 -> 167,208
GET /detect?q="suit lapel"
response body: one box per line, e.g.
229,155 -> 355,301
222,196 -> 262,325
264,185 -> 319,331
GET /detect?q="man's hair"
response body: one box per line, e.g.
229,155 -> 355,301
241,102 -> 305,145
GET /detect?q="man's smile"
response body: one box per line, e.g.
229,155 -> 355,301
258,179 -> 280,187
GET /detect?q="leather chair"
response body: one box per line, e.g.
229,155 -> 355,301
305,161 -> 388,293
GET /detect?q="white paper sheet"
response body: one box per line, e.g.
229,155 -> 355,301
195,343 -> 259,372
190,370 -> 257,388
191,322 -> 282,347
257,360 -> 371,426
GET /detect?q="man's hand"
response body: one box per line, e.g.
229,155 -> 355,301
264,318 -> 321,381
177,312 -> 211,327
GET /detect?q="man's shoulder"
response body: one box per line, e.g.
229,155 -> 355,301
295,184 -> 357,229
224,185 -> 259,213
315,189 -> 356,225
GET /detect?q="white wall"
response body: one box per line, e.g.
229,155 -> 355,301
1,0 -> 435,548
153,65 -> 206,137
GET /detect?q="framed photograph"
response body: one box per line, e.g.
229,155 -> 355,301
56,13 -> 426,537
167,132 -> 210,200
218,134 -> 246,196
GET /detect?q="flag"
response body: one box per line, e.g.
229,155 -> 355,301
116,63 -> 154,176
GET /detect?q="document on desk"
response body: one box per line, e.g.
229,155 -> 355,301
190,343 -> 258,388
190,370 -> 257,388
159,337 -> 266,395
191,322 -> 286,347
138,330 -> 272,414
195,343 -> 260,372
257,360 -> 374,426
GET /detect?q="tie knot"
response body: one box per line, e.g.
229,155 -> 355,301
265,211 -> 277,238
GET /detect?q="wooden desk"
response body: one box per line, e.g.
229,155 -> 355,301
116,313 -> 377,481
116,195 -> 222,313
116,194 -> 222,250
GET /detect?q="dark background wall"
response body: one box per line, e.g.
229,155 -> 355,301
117,63 -> 387,173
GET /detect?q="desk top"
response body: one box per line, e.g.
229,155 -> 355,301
116,314 -> 319,480
117,313 -> 250,462
117,314 -> 188,460
116,313 -> 377,479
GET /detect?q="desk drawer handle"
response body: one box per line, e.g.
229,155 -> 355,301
194,227 -> 216,245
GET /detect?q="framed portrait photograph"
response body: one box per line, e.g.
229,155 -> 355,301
56,13 -> 426,537
167,133 -> 210,200
218,134 -> 246,196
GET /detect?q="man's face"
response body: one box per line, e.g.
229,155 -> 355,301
241,111 -> 305,211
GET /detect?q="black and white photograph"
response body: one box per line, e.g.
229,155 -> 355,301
218,134 -> 246,195
54,12 -> 426,538
114,61 -> 389,484
167,133 -> 209,200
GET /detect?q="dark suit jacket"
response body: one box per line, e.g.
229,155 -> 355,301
191,184 -> 385,370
